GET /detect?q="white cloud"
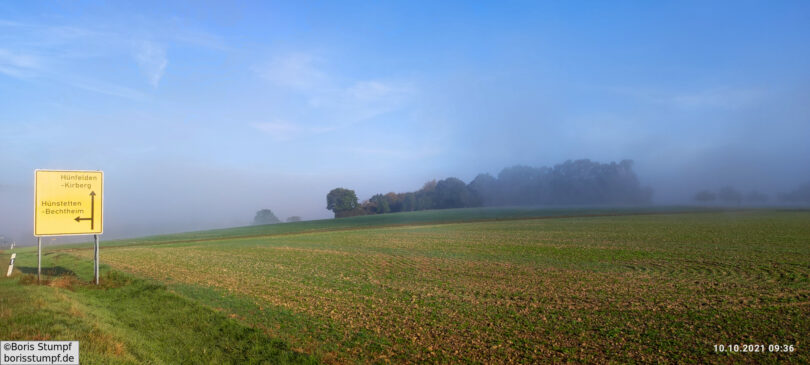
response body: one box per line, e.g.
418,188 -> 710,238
666,88 -> 763,109
173,30 -> 228,51
0,47 -> 146,100
609,85 -> 764,110
254,53 -> 328,91
347,80 -> 398,101
350,146 -> 441,160
0,48 -> 41,78
0,19 -> 36,29
253,53 -> 415,139
135,41 -> 168,87
66,76 -> 147,101
323,79 -> 412,120
250,120 -> 310,141
0,19 -> 183,96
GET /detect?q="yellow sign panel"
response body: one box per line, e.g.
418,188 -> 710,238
35,170 -> 103,236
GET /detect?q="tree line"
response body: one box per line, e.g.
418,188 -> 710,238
778,181 -> 810,203
694,181 -> 810,205
327,159 -> 653,218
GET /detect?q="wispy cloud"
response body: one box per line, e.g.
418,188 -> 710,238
135,41 -> 168,87
249,120 -> 303,141
65,76 -> 148,101
609,86 -> 765,110
0,20 -> 152,95
665,88 -> 763,110
0,46 -> 146,100
0,17 -> 227,96
254,53 -> 328,91
0,48 -> 41,78
253,52 -> 415,139
0,19 -> 30,27
172,29 -> 228,51
349,145 -> 441,160
309,79 -> 412,121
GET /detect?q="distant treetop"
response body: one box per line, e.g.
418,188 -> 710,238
253,209 -> 280,225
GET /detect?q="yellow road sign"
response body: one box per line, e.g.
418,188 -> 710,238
35,170 -> 103,236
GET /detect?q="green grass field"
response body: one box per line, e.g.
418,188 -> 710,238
2,208 -> 809,363
77,206 -> 719,248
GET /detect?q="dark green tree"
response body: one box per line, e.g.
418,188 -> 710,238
435,177 -> 472,209
327,188 -> 359,216
370,194 -> 391,214
385,192 -> 403,212
401,192 -> 417,211
253,209 -> 280,225
414,180 -> 437,210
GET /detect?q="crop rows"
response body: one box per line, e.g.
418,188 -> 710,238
70,211 -> 810,363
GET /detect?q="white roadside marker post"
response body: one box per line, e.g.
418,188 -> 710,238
6,253 -> 15,277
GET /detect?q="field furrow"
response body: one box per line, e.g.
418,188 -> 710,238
69,211 -> 810,363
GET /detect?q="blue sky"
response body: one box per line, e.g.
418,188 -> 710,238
1,1 -> 809,242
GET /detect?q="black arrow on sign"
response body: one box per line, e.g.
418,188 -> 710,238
74,191 -> 96,230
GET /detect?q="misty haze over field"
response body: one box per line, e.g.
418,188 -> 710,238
1,2 -> 809,245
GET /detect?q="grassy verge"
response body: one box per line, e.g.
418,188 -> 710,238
0,252 -> 315,364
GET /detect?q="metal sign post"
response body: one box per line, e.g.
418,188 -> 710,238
94,235 -> 99,285
37,237 -> 41,283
